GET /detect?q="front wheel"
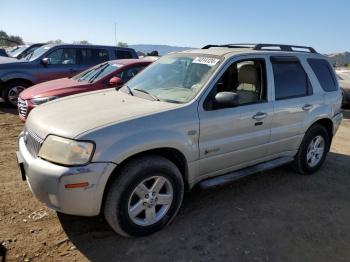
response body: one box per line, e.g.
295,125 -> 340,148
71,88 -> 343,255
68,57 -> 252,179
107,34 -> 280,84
293,124 -> 330,175
2,81 -> 30,107
104,155 -> 184,237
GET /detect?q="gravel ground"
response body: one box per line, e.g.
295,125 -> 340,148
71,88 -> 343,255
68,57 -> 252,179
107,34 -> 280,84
0,100 -> 349,262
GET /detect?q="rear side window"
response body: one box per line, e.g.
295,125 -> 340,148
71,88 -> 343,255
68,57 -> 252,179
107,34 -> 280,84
271,58 -> 310,100
307,59 -> 337,92
116,50 -> 133,59
78,48 -> 109,64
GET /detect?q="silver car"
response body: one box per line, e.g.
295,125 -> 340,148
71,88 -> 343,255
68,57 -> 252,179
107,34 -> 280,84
336,70 -> 350,106
16,44 -> 342,237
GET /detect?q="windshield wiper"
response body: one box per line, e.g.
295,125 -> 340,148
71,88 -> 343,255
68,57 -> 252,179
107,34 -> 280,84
88,63 -> 109,83
119,85 -> 134,96
133,88 -> 160,101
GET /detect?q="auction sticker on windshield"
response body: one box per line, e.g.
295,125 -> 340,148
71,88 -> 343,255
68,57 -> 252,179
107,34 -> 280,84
193,57 -> 220,66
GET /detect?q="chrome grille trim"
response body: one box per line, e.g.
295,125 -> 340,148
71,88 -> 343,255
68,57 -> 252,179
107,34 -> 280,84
17,98 -> 28,118
24,128 -> 44,157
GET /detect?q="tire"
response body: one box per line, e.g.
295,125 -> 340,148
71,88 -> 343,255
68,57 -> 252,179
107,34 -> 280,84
104,155 -> 184,237
2,80 -> 30,107
293,124 -> 330,175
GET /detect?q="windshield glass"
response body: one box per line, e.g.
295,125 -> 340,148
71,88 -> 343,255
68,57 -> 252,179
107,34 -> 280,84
25,45 -> 52,61
72,62 -> 123,83
8,45 -> 28,57
337,72 -> 350,81
125,54 -> 222,103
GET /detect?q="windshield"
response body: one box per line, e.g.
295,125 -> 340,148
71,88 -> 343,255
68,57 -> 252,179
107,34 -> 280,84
125,54 -> 222,103
337,72 -> 350,82
72,62 -> 123,83
8,45 -> 28,57
25,45 -> 52,61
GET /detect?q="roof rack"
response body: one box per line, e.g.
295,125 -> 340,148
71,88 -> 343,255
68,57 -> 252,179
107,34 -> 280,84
202,43 -> 317,53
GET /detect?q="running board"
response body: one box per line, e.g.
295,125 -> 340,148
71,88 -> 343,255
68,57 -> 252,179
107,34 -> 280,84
199,157 -> 294,189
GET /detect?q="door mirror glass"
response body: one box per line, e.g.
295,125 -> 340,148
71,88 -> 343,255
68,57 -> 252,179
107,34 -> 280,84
214,92 -> 240,109
41,57 -> 50,66
109,76 -> 123,86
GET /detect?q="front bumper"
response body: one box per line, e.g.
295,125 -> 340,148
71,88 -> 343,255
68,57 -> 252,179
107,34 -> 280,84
17,134 -> 116,216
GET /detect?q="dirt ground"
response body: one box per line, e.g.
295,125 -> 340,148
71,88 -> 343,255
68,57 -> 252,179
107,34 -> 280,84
0,100 -> 350,262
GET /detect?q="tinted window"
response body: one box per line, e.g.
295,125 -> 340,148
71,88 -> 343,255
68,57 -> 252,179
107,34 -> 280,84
47,48 -> 77,65
272,60 -> 309,100
116,50 -> 133,59
78,48 -> 109,64
308,59 -> 337,92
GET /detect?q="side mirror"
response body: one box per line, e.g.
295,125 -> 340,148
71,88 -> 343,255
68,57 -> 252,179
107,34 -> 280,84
109,76 -> 123,87
214,92 -> 240,109
41,57 -> 50,66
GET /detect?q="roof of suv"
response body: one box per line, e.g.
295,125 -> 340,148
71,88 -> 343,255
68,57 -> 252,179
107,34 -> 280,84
42,43 -> 135,51
179,43 -> 323,59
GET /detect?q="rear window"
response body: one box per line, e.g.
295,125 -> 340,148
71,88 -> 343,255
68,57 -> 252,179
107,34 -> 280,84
78,48 -> 109,64
271,58 -> 310,100
308,59 -> 337,92
116,50 -> 133,59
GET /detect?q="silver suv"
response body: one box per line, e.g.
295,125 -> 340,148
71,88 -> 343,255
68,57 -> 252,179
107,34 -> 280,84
16,44 -> 343,237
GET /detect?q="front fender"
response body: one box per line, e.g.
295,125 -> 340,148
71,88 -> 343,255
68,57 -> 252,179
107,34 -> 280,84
92,128 -> 198,164
0,71 -> 35,83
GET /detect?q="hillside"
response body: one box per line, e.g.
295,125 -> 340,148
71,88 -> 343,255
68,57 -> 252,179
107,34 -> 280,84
129,44 -> 194,55
327,52 -> 350,67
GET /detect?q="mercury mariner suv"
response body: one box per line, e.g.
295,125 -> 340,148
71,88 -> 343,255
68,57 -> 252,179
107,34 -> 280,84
16,44 -> 343,237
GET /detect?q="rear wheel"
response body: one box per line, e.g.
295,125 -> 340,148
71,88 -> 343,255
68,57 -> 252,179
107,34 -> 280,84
2,81 -> 30,107
104,155 -> 184,237
293,124 -> 330,175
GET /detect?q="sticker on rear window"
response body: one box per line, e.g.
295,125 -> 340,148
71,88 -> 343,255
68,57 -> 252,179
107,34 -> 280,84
192,57 -> 219,66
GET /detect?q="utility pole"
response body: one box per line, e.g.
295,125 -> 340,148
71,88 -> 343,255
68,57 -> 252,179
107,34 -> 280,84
114,23 -> 117,47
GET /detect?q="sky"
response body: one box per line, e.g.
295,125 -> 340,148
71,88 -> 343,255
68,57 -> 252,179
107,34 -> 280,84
1,0 -> 349,53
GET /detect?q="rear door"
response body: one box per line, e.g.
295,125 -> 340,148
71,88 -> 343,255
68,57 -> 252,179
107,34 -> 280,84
269,56 -> 317,155
76,48 -> 109,72
198,55 -> 273,177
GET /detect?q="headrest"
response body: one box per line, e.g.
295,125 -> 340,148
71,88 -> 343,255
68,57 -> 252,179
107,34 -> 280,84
238,64 -> 258,84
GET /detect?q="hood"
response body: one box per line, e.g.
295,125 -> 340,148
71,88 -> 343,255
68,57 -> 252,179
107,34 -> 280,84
0,56 -> 23,64
339,80 -> 350,90
20,78 -> 86,99
26,89 -> 179,139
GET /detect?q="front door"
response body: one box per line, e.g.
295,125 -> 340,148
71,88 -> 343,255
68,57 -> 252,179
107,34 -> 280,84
198,57 -> 273,177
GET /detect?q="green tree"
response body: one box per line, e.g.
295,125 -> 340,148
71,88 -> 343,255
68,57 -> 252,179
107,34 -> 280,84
0,30 -> 24,46
73,40 -> 91,45
117,41 -> 128,48
47,39 -> 63,44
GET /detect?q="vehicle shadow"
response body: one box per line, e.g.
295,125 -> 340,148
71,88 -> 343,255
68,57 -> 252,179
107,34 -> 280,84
58,151 -> 350,262
0,100 -> 17,115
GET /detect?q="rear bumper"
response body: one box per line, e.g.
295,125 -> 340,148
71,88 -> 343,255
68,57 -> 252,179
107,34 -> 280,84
18,134 -> 117,216
332,112 -> 343,135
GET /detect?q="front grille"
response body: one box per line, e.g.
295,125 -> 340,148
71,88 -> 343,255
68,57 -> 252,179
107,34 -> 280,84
18,98 -> 28,118
24,128 -> 44,157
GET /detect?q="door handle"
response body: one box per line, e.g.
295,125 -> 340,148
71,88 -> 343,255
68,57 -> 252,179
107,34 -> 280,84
302,104 -> 313,111
252,112 -> 267,121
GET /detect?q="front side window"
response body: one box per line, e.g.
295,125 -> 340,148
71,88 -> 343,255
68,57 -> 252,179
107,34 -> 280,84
78,48 -> 109,64
115,66 -> 145,82
272,58 -> 310,100
308,59 -> 337,92
46,48 -> 77,65
125,54 -> 222,103
205,59 -> 267,110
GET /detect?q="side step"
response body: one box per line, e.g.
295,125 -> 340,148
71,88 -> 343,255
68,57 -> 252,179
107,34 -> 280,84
199,157 -> 294,189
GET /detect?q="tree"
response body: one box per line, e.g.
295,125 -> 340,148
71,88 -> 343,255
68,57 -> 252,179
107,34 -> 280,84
146,50 -> 159,56
0,30 -> 24,46
47,39 -> 63,44
72,40 -> 91,45
117,42 -> 128,48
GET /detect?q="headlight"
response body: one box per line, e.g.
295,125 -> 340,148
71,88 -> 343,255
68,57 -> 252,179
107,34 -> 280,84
31,96 -> 58,105
38,135 -> 94,165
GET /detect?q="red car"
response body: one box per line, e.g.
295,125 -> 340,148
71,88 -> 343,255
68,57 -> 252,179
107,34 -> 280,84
18,58 -> 156,121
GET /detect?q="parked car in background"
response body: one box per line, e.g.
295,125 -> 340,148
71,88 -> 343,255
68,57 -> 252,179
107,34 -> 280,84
0,44 -> 138,106
17,44 -> 342,237
7,43 -> 45,59
336,70 -> 350,107
0,48 -> 8,57
18,58 -> 156,121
